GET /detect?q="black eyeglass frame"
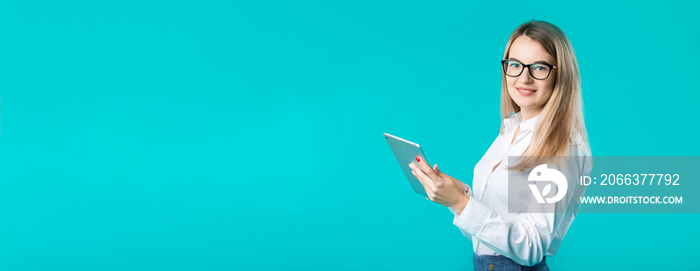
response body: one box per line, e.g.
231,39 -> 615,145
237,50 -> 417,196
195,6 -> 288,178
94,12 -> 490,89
500,59 -> 558,80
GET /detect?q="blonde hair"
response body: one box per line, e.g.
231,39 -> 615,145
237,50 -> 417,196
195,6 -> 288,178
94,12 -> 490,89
501,20 -> 590,171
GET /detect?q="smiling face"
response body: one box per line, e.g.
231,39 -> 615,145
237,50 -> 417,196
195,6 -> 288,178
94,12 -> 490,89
505,35 -> 557,117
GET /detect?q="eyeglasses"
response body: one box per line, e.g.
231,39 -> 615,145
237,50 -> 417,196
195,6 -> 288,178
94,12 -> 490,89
501,59 -> 557,80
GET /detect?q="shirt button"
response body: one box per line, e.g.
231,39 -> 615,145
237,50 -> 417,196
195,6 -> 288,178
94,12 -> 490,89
489,263 -> 494,270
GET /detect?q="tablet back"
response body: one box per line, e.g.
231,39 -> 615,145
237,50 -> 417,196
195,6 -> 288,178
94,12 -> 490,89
384,133 -> 430,197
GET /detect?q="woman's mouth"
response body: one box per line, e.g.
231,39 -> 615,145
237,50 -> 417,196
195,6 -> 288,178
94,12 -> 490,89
516,87 -> 536,96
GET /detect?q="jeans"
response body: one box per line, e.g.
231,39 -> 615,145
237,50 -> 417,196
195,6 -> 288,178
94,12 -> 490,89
473,253 -> 549,271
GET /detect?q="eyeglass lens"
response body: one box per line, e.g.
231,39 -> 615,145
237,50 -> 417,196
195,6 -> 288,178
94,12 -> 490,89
503,60 -> 551,79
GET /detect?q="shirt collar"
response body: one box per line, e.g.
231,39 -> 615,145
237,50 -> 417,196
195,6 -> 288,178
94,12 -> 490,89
503,111 -> 541,131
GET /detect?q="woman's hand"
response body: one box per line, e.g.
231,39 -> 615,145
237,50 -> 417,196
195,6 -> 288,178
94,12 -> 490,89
409,156 -> 470,214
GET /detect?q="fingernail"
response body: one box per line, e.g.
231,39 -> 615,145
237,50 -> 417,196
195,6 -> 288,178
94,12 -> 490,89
416,156 -> 421,162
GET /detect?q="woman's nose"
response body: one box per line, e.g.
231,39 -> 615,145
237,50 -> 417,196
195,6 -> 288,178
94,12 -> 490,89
518,67 -> 534,83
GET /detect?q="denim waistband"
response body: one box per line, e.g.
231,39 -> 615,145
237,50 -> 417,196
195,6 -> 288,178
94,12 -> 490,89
473,253 -> 549,271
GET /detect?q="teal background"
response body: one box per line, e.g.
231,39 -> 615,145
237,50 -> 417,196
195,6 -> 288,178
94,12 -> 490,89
1,0 -> 698,270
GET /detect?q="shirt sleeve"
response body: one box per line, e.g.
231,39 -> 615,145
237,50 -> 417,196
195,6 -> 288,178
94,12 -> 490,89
450,143 -> 591,266
447,183 -> 474,241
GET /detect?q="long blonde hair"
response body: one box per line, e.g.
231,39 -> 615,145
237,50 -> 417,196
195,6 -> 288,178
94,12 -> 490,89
501,20 -> 590,171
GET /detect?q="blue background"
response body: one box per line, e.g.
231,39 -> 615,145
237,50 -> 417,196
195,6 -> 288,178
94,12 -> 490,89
1,0 -> 698,270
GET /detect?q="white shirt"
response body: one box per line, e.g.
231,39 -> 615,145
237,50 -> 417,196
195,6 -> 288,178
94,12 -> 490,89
447,112 -> 591,266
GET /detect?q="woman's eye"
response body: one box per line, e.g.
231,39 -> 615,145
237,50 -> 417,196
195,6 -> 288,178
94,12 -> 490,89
509,62 -> 520,68
534,65 -> 546,71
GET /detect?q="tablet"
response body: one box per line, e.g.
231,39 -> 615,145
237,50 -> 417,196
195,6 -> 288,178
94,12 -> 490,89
384,133 -> 430,197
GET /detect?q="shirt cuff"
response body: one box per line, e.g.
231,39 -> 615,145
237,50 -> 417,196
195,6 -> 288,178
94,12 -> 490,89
449,185 -> 473,216
452,196 -> 491,236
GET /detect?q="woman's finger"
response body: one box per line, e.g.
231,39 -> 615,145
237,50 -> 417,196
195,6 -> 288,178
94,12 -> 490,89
411,168 -> 431,194
427,191 -> 441,203
411,165 -> 437,192
434,164 -> 458,183
415,156 -> 442,186
426,190 -> 437,201
414,164 -> 438,192
434,164 -> 441,175
435,164 -> 448,178
434,164 -> 450,179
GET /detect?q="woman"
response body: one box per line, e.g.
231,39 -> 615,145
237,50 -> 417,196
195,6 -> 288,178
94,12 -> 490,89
409,20 -> 591,270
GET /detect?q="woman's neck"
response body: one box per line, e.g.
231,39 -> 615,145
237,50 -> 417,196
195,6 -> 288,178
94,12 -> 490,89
520,107 -> 542,121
